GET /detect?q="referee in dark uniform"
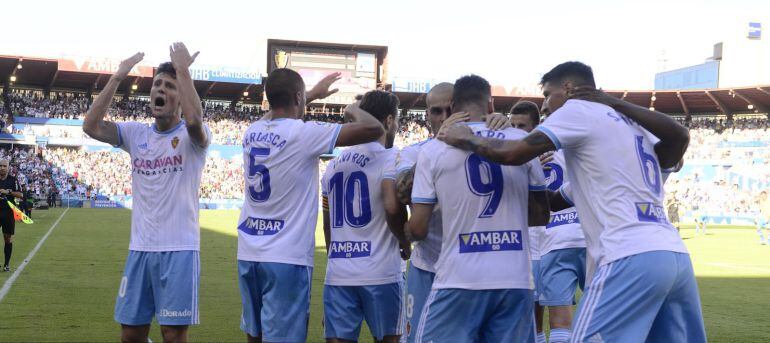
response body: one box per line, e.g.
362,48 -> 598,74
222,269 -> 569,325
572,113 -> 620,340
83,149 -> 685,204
0,159 -> 22,272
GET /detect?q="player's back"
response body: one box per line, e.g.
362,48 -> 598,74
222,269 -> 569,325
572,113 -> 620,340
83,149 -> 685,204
538,99 -> 687,267
237,118 -> 341,267
322,142 -> 402,286
416,123 -> 545,290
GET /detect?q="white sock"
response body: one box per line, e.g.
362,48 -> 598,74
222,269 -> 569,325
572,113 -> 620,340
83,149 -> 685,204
536,332 -> 546,343
549,328 -> 571,343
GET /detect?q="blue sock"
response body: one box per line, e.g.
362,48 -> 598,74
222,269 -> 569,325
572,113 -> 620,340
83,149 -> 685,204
549,328 -> 571,343
536,332 -> 546,343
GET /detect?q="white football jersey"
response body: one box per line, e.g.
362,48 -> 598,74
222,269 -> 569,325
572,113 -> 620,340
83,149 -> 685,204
322,143 -> 402,286
116,121 -> 210,252
541,150 -> 586,256
527,226 -> 543,260
536,100 -> 687,268
396,139 -> 442,273
237,118 -> 342,267
412,123 -> 546,290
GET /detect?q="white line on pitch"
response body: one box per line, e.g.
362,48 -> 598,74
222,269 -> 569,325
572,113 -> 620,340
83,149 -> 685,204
0,208 -> 69,303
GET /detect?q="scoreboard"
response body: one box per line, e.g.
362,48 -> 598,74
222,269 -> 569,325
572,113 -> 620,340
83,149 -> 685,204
267,39 -> 388,105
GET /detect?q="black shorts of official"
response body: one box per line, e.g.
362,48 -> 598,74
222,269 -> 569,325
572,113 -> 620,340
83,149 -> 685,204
0,210 -> 15,235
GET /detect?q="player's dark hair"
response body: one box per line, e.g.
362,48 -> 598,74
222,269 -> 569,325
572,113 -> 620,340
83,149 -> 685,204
540,61 -> 595,87
265,68 -> 305,109
359,90 -> 400,123
452,74 -> 491,108
511,101 -> 541,126
155,62 -> 177,78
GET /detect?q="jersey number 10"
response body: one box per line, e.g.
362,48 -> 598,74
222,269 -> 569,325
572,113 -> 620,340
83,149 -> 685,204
329,171 -> 372,228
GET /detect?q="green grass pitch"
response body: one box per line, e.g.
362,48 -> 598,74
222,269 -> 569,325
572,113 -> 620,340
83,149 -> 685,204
0,208 -> 768,342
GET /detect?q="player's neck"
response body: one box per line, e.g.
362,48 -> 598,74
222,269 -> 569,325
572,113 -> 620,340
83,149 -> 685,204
268,107 -> 299,120
154,115 -> 182,132
455,105 -> 486,122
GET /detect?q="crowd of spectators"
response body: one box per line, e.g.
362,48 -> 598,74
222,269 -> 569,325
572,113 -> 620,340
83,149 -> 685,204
665,116 -> 770,221
4,89 -> 769,220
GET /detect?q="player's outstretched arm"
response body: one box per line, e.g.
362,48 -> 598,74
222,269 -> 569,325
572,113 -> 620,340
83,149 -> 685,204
169,42 -> 208,148
382,179 -> 409,243
547,190 -> 572,212
569,87 -> 689,169
322,195 -> 331,252
334,102 -> 385,147
528,191 -> 550,226
307,72 -> 341,103
83,52 -> 144,146
440,124 -> 555,166
407,203 -> 433,241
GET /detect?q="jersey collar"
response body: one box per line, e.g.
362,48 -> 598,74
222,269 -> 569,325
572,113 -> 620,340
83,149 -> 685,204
152,120 -> 185,135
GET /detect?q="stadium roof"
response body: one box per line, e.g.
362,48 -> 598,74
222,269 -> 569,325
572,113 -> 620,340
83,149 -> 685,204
393,85 -> 770,117
0,55 -> 262,102
2,54 -> 770,116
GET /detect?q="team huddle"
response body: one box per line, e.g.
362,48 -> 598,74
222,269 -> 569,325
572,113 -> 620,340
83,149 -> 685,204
83,43 -> 707,343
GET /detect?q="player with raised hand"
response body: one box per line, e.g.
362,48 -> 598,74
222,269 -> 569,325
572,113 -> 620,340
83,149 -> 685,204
83,43 -> 210,343
384,82 -> 512,342
407,75 -> 548,342
236,68 -> 383,343
440,62 -> 706,342
321,90 -> 405,343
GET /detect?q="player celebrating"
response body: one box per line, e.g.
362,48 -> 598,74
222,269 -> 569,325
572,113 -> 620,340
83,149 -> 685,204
237,68 -> 384,343
408,75 -> 548,342
388,82 -> 511,342
441,62 -> 706,342
321,90 -> 405,343
83,43 -> 210,343
509,101 -> 550,343
0,159 -> 22,272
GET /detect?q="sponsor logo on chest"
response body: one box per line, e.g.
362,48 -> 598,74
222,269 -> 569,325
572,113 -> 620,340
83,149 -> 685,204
238,217 -> 285,236
458,230 -> 522,253
547,211 -> 580,228
635,202 -> 668,224
328,240 -> 371,258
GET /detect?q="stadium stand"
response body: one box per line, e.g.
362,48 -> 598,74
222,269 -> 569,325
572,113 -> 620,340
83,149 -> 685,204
0,53 -> 768,222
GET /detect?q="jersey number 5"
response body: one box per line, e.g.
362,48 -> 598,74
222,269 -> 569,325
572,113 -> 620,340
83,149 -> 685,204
247,147 -> 271,202
466,153 -> 504,218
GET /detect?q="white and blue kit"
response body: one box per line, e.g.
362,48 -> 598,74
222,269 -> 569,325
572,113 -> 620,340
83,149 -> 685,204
537,100 -> 706,343
411,123 -> 546,342
539,150 -> 586,307
113,120 -> 210,326
395,139 -> 442,342
321,142 -> 404,341
237,118 -> 341,342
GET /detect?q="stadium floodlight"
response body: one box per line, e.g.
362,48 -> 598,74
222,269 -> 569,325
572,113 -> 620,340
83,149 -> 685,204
651,95 -> 656,101
16,63 -> 22,70
9,76 -> 16,82
748,104 -> 754,110
649,106 -> 655,111
243,91 -> 249,97
131,84 -> 138,90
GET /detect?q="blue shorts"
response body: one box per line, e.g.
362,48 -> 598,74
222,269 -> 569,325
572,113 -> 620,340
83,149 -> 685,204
416,289 -> 535,343
757,219 -> 769,229
324,283 -> 403,340
237,261 -> 312,342
532,259 -> 541,302
114,250 -> 200,326
405,264 -> 435,342
539,248 -> 586,306
571,251 -> 706,343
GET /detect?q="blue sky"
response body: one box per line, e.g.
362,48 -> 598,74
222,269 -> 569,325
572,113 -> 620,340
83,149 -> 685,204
5,0 -> 770,90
